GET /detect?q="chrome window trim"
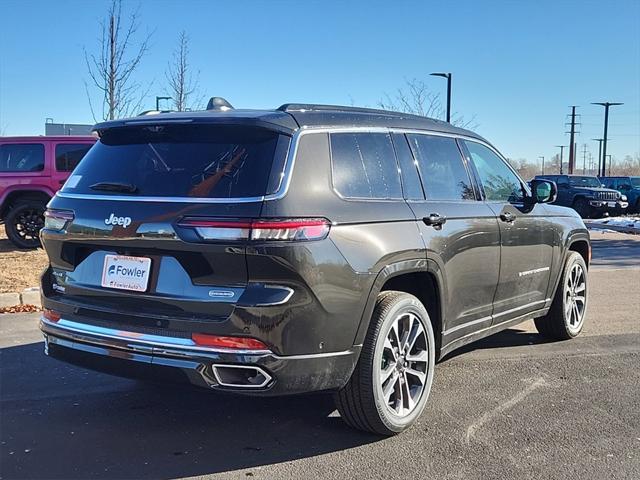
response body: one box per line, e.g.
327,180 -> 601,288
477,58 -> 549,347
54,125 -> 501,204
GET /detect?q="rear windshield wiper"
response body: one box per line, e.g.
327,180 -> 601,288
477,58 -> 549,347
89,182 -> 138,194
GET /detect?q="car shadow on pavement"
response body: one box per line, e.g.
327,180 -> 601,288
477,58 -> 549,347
0,342 -> 379,480
589,236 -> 640,268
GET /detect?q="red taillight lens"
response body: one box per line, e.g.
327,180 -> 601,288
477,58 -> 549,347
191,333 -> 269,350
44,209 -> 74,231
43,308 -> 61,323
178,218 -> 331,242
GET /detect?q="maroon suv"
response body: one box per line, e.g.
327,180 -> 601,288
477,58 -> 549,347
0,136 -> 95,248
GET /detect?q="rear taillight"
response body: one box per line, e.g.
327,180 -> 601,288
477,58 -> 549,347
178,218 -> 331,242
43,308 -> 61,323
191,333 -> 269,351
44,209 -> 74,231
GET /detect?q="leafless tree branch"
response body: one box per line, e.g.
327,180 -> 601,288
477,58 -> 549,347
83,0 -> 153,120
165,31 -> 201,111
378,78 -> 478,130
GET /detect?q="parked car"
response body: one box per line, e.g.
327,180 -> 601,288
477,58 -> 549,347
534,174 -> 628,218
39,101 -> 590,435
600,176 -> 640,213
0,136 -> 96,248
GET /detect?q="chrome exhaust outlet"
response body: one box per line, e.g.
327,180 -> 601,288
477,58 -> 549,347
211,364 -> 272,388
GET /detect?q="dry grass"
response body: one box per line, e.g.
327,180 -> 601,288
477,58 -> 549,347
0,225 -> 49,293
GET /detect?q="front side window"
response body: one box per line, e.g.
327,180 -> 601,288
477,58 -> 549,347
631,177 -> 640,188
407,134 -> 475,201
62,125 -> 290,198
465,141 -> 524,202
55,143 -> 93,172
0,144 -> 45,172
330,132 -> 402,199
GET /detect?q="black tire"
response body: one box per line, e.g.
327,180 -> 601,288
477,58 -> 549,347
334,291 -> 435,436
535,251 -> 588,340
572,197 -> 590,218
4,200 -> 46,249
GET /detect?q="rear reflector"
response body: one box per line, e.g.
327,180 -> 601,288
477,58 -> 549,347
178,218 -> 330,242
191,333 -> 269,351
43,308 -> 61,323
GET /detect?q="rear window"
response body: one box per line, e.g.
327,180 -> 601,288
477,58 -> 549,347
0,143 -> 45,172
55,143 -> 93,172
330,132 -> 402,199
62,125 -> 290,198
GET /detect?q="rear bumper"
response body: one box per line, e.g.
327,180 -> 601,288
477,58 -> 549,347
40,316 -> 359,396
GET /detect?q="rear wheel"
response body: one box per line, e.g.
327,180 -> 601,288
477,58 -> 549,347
4,201 -> 46,249
334,291 -> 435,435
535,251 -> 588,340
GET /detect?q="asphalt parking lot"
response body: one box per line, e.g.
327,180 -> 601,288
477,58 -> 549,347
1,232 -> 639,480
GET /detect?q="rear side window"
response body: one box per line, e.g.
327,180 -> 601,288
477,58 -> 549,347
55,144 -> 92,172
330,132 -> 402,199
0,144 -> 45,172
464,141 -> 524,202
407,134 -> 475,201
62,125 -> 290,198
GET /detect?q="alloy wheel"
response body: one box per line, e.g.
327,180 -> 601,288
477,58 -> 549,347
565,263 -> 586,331
378,312 -> 429,417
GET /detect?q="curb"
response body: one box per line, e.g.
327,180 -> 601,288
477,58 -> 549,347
0,287 -> 41,308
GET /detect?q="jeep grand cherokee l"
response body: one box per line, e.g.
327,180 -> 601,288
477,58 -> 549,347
39,101 -> 590,435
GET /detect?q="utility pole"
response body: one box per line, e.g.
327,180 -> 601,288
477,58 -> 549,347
592,102 -> 623,177
582,144 -> 588,174
555,145 -> 566,174
538,156 -> 545,175
592,138 -> 603,178
566,106 -> 579,174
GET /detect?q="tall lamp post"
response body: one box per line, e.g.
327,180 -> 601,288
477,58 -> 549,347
555,145 -> 566,174
156,96 -> 172,111
592,102 -> 623,176
430,72 -> 451,123
538,156 -> 545,175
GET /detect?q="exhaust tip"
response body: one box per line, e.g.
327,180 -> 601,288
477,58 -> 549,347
211,364 -> 272,388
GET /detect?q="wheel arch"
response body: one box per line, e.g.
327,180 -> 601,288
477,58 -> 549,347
353,259 -> 446,358
1,188 -> 53,220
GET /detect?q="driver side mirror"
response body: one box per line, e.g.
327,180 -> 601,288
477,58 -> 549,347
529,179 -> 557,204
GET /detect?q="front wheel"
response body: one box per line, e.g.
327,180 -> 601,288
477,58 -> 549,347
4,201 -> 46,249
334,291 -> 435,435
535,251 -> 588,340
572,197 -> 590,218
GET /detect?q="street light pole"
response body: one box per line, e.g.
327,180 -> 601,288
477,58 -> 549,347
592,138 -> 603,178
555,145 -> 566,174
592,102 -> 623,177
156,96 -> 172,111
430,72 -> 451,122
538,156 -> 545,175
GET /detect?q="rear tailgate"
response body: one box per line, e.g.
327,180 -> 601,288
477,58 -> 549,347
41,123 -> 291,323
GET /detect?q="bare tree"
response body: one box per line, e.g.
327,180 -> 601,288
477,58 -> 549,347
378,78 -> 477,130
84,0 -> 152,121
165,31 -> 201,111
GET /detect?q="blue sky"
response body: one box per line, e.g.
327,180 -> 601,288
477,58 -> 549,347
1,0 -> 638,165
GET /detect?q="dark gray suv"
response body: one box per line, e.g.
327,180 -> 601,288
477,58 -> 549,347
39,102 -> 590,435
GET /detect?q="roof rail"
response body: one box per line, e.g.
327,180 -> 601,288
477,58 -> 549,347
277,103 -> 402,115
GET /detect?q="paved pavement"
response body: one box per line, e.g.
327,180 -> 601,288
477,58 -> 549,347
1,233 -> 639,480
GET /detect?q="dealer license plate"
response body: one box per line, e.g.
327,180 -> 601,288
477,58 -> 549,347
101,254 -> 151,292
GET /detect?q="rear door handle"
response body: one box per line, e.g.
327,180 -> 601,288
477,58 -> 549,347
423,213 -> 447,228
500,212 -> 516,223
